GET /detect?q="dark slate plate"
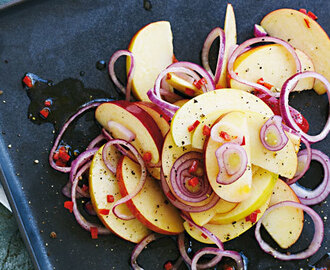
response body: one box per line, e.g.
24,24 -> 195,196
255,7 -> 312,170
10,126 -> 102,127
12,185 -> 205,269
0,0 -> 329,269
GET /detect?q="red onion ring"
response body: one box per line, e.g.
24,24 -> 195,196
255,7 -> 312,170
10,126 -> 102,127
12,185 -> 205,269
259,115 -> 288,151
103,139 -> 146,220
290,149 -> 330,205
49,102 -> 102,173
107,120 -> 136,142
280,71 -> 330,143
170,152 -> 213,203
285,137 -> 312,185
108,50 -> 135,101
147,88 -> 177,118
160,170 -> 220,212
254,24 -> 267,37
131,234 -> 158,270
191,247 -> 244,270
227,37 -> 301,97
86,134 -> 107,150
71,158 -> 111,235
215,143 -> 248,185
255,201 -> 324,260
201,27 -> 226,85
210,121 -> 244,145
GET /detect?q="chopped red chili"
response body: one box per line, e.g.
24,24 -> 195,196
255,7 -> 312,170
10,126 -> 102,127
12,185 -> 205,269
39,108 -> 50,119
202,125 -> 211,136
188,177 -> 199,187
201,233 -> 208,239
193,77 -> 207,89
220,131 -> 231,141
64,201 -> 73,213
298,8 -> 307,14
55,160 -> 67,167
257,77 -> 273,90
143,152 -> 152,163
307,11 -> 318,20
188,120 -> 200,132
58,149 -> 70,162
304,18 -> 311,28
224,264 -> 234,270
90,227 -> 98,239
22,75 -> 33,88
245,209 -> 261,223
99,209 -> 110,215
184,88 -> 195,96
107,195 -> 114,203
172,54 -> 178,63
164,261 -> 173,270
241,136 -> 246,146
188,160 -> 198,174
44,99 -> 52,107
166,73 -> 172,80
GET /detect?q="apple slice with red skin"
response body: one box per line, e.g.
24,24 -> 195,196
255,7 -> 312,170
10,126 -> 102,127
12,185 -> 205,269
117,155 -> 184,235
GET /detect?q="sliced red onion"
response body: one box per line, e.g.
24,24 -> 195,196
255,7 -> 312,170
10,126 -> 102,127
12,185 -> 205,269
170,152 -> 213,203
104,139 -> 146,220
131,234 -> 159,270
191,248 -> 244,270
255,201 -> 324,260
71,160 -> 111,235
108,50 -> 135,101
49,102 -> 102,173
227,37 -> 301,97
210,121 -> 244,145
286,137 -> 312,185
290,149 -> 330,205
147,88 -> 177,118
160,170 -> 220,212
86,134 -> 107,150
201,27 -> 226,85
280,71 -> 330,143
260,115 -> 288,151
107,121 -> 136,142
159,88 -> 183,103
254,24 -> 268,37
177,233 -> 222,269
215,143 -> 248,185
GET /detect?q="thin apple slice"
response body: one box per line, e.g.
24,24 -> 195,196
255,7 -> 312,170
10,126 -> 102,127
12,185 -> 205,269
117,155 -> 184,235
209,167 -> 277,225
218,3 -> 237,88
166,73 -> 202,96
262,179 -> 304,249
128,21 -> 174,101
204,111 -> 253,202
229,44 -> 315,92
261,8 -> 330,94
189,199 -> 238,226
89,146 -> 150,243
171,89 -> 273,147
184,198 -> 270,243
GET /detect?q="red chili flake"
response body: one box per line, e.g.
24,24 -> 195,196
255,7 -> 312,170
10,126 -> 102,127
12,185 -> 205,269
307,11 -> 318,20
193,78 -> 207,89
39,108 -> 50,119
82,184 -> 89,192
201,233 -> 208,239
55,159 -> 67,167
99,209 -> 110,215
143,152 -> 152,163
188,120 -> 200,132
304,18 -> 311,28
166,191 -> 177,201
257,78 -> 273,90
224,264 -> 234,270
172,54 -> 178,63
245,209 -> 261,223
299,8 -> 307,14
164,261 -> 173,270
90,227 -> 98,239
188,177 -> 199,187
107,195 -> 114,203
184,88 -> 195,96
257,77 -> 265,85
64,201 -> 73,213
58,150 -> 70,162
166,73 -> 172,80
220,131 -> 231,141
22,75 -> 33,88
53,152 -> 59,161
44,99 -> 52,107
188,161 -> 198,174
202,125 -> 211,136
241,136 -> 246,146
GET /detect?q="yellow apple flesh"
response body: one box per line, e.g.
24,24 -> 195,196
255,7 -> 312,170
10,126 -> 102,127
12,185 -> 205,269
128,21 -> 173,101
261,8 -> 330,94
262,179 -> 304,249
89,146 -> 150,243
165,73 -> 202,96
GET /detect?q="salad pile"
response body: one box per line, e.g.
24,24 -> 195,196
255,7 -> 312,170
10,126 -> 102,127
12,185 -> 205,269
45,5 -> 330,270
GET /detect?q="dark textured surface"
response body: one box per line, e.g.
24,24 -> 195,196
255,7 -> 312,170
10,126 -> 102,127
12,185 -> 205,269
0,0 -> 329,269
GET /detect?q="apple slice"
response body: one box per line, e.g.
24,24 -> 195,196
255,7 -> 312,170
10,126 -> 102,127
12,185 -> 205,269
204,111 -> 253,202
209,166 -> 277,225
184,198 -> 270,243
95,101 -> 163,165
128,21 -> 174,101
260,8 -> 330,94
262,179 -> 304,249
173,99 -> 189,107
229,44 -> 315,92
89,146 -> 150,243
189,199 -> 238,226
166,73 -> 202,96
218,3 -> 237,88
117,155 -> 184,235
171,89 -> 273,147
